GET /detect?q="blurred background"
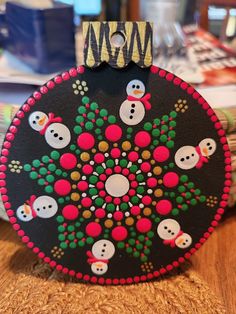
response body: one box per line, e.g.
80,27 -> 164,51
0,0 -> 236,220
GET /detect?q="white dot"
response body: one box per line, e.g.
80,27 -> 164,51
122,152 -> 126,157
76,80 -> 80,84
139,204 -> 144,208
125,212 -> 130,217
82,81 -> 86,86
82,176 -> 86,180
16,169 -> 20,173
78,85 -> 82,90
90,161 -> 95,165
107,213 -> 112,218
74,90 -> 79,95
82,193 -> 87,197
105,174 -> 130,197
138,159 -> 142,164
147,189 -> 153,194
10,169 -> 15,172
148,172 -> 152,177
84,87 -> 88,92
12,160 -> 16,164
105,153 -> 109,157
91,206 -> 95,211
80,91 -> 85,96
72,84 -> 77,89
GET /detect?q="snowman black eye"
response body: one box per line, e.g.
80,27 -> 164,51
132,84 -> 135,88
59,137 -> 63,140
209,147 -> 212,150
131,103 -> 135,108
48,205 -> 52,208
207,143 -> 210,146
101,254 -> 104,257
168,230 -> 171,233
36,116 -> 40,119
54,133 -> 58,138
103,244 -> 106,247
171,232 -> 175,235
96,268 -> 99,271
186,156 -> 190,160
186,239 -> 188,242
36,208 -> 40,211
129,116 -> 133,119
102,249 -> 105,252
180,158 -> 184,162
33,121 -> 36,124
136,85 -> 140,89
21,210 -> 24,214
43,206 -> 46,209
131,109 -> 135,114
192,154 -> 195,157
164,226 -> 167,229
50,130 -> 54,133
23,215 -> 27,218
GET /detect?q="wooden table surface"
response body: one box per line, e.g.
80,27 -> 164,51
0,211 -> 235,313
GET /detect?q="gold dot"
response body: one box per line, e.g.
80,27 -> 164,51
125,217 -> 134,226
122,141 -> 131,151
77,164 -> 82,168
72,184 -> 77,189
71,171 -> 80,181
153,166 -> 162,175
179,104 -> 183,109
95,218 -> 100,223
137,215 -> 141,219
71,193 -> 80,201
184,105 -> 188,109
154,189 -> 163,197
117,222 -> 121,226
150,159 -> 155,165
134,146 -> 139,151
178,99 -> 182,103
142,150 -> 151,160
176,108 -> 180,112
80,152 -> 90,162
152,201 -> 156,206
105,219 -> 113,228
183,100 -> 187,104
175,104 -> 178,108
143,207 -> 152,216
158,179 -> 163,184
83,210 -> 92,219
92,148 -> 96,153
113,143 -> 118,147
78,205 -> 82,209
98,141 -> 109,152
181,109 -> 185,113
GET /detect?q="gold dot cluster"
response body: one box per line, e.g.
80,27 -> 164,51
51,246 -> 64,259
141,262 -> 154,273
175,99 -> 188,113
206,195 -> 218,207
8,160 -> 23,173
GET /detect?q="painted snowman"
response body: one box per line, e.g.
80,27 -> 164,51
29,111 -> 71,149
87,239 -> 115,275
16,195 -> 58,222
119,79 -> 151,125
175,138 -> 217,170
157,219 -> 192,249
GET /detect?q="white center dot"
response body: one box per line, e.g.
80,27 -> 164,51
105,174 -> 130,197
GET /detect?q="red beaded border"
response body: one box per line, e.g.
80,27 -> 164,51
0,64 -> 231,285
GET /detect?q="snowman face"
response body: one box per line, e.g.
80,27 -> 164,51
199,138 -> 216,157
45,123 -> 71,149
175,233 -> 192,249
92,239 -> 115,260
157,219 -> 181,240
32,196 -> 58,218
119,100 -> 145,125
29,111 -> 48,131
126,80 -> 145,98
16,204 -> 33,222
91,261 -> 108,275
175,146 -> 199,170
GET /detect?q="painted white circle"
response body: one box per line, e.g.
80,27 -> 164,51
16,204 -> 33,222
126,79 -> 145,98
175,233 -> 192,249
157,219 -> 181,240
33,196 -> 58,218
199,138 -> 217,157
91,262 -> 108,275
174,146 -> 199,170
105,174 -> 130,197
92,239 -> 115,260
119,100 -> 145,125
45,123 -> 71,149
29,111 -> 48,131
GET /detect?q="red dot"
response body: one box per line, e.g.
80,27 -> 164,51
111,226 -> 128,241
113,211 -> 123,221
77,181 -> 88,191
60,153 -> 77,170
111,148 -> 121,158
62,205 -> 79,220
128,151 -> 139,162
86,222 -> 102,237
141,162 -> 151,172
147,177 -> 157,188
105,125 -> 122,142
81,197 -> 92,207
131,206 -> 141,215
95,208 -> 106,218
54,180 -> 71,195
94,153 -> 105,163
136,218 -> 152,233
156,200 -> 172,215
134,131 -> 151,148
153,146 -> 170,162
142,196 -> 152,205
163,172 -> 179,188
82,164 -> 93,175
77,132 -> 95,150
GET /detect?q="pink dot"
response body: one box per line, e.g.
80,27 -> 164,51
81,197 -> 92,207
156,200 -> 172,215
136,218 -> 152,233
131,206 -> 140,216
113,211 -> 123,221
142,196 -> 152,205
150,65 -> 159,73
122,168 -> 129,176
163,172 -> 179,188
77,181 -> 88,191
153,146 -> 170,162
95,208 -> 106,218
54,180 -> 71,195
128,151 -> 139,162
62,205 -> 79,220
86,222 -> 102,237
94,153 -> 105,163
111,226 -> 128,241
141,162 -> 151,172
60,153 -> 77,170
114,166 -> 121,173
105,125 -> 122,142
82,164 -> 93,175
77,133 -> 95,150
96,182 -> 104,189
111,148 -> 121,158
134,131 -> 151,148
147,178 -> 157,188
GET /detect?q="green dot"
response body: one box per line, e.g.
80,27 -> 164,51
70,242 -> 77,249
127,134 -> 131,139
169,162 -> 175,168
58,198 -> 65,204
137,174 -> 144,182
50,151 -> 60,160
87,112 -> 95,120
170,111 -> 177,118
58,225 -> 65,232
153,139 -> 159,146
147,231 -> 154,238
144,122 -> 152,131
89,188 -> 98,196
128,239 -> 135,246
133,251 -> 140,258
70,145 -> 76,152
86,237 -> 94,244
68,225 -> 75,232
136,243 -> 143,250
85,121 -> 93,130
138,235 -> 145,242
199,195 -> 206,202
180,175 -> 188,183
89,175 -> 98,184
30,171 -> 38,179
106,159 -> 114,168
185,192 -> 192,199
141,256 -> 148,262
188,182 -> 194,189
168,130 -> 176,138
32,160 -> 40,167
55,169 -> 62,176
117,242 -> 125,249
126,247 -> 132,253
74,125 -> 82,134
96,118 -> 104,127
57,216 -> 64,223
108,115 -> 116,123
48,164 -> 56,172
76,115 -> 84,124
95,198 -> 104,206
62,172 -> 68,178
131,231 -> 136,237
167,141 -> 174,149
163,115 -> 169,122
154,118 -> 160,125
160,134 -> 167,143
60,242 -> 68,249
144,249 -> 150,255
76,231 -> 84,239
76,149 -> 81,155
68,234 -> 75,241
169,121 -> 176,128
42,156 -> 50,163
107,203 -> 115,212
190,199 -> 197,205
137,186 -> 145,194
152,129 -> 160,137
120,203 -> 128,210
90,102 -> 98,110
96,166 -> 104,174
170,192 -> 175,197
78,240 -> 85,247
130,165 -> 138,173
98,135 -> 103,140
178,186 -> 186,193
45,185 -> 53,194
119,159 -> 128,167
194,189 -> 201,195
172,208 -> 179,215
104,234 -> 109,239
95,128 -> 101,135
127,127 -> 133,133
46,175 -> 55,183
100,109 -> 108,117
82,96 -> 89,105
39,167 -> 47,175
155,217 -> 160,223
182,204 -> 188,211
176,196 -> 183,203
131,196 -> 139,204
66,196 -> 70,201
161,125 -> 168,132
58,234 -> 65,241
145,240 -> 152,246
75,222 -> 81,227
78,106 -> 86,114
24,164 -> 32,171
38,178 -> 45,186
